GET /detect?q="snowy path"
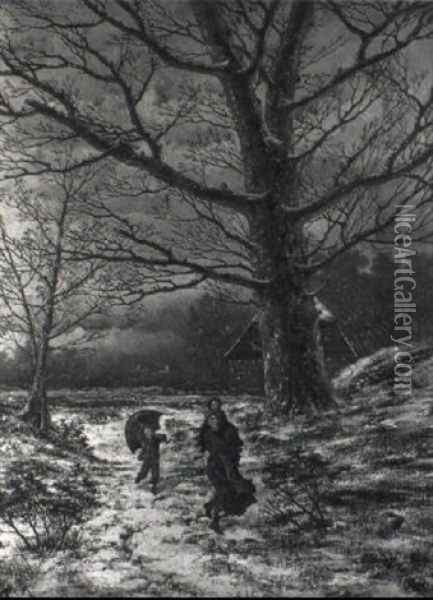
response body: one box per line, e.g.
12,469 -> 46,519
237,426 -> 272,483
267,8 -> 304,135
30,406 -> 301,598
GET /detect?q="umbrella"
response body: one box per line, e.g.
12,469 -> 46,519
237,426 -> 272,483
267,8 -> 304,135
124,409 -> 164,454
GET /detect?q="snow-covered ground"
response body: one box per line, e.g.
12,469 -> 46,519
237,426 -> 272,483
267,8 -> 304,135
2,386 -> 432,598
27,404 -> 309,597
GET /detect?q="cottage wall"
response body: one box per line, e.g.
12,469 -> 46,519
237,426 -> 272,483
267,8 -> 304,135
228,360 -> 264,393
225,321 -> 356,393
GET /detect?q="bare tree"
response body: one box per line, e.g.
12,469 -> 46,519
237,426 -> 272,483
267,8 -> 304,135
0,170 -> 112,429
0,0 -> 432,416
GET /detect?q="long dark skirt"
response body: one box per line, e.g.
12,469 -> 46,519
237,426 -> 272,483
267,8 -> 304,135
207,457 -> 256,516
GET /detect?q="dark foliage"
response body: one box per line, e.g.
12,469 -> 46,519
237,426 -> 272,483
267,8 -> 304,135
359,540 -> 433,596
262,446 -> 335,533
0,459 -> 98,555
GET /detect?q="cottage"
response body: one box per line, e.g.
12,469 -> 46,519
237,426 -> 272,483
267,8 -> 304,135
224,299 -> 357,393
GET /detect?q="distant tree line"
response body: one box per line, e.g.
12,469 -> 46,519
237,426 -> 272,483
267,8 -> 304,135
2,249 -> 432,392
0,293 -> 253,391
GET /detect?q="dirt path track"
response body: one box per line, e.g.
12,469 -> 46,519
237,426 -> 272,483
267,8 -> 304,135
31,406 -> 287,597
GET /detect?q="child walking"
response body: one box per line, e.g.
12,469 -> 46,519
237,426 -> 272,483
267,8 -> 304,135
135,423 -> 167,495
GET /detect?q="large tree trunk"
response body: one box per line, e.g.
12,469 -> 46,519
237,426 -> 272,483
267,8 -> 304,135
259,281 -> 334,417
193,0 -> 333,417
252,206 -> 335,417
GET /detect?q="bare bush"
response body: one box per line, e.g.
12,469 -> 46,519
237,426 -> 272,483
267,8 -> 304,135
0,459 -> 98,556
262,447 -> 334,533
0,552 -> 42,597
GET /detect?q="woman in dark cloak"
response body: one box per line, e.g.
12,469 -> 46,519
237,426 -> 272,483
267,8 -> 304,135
198,398 -> 256,533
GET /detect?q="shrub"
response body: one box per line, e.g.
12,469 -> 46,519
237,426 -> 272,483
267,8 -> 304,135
0,459 -> 98,556
52,418 -> 91,453
33,418 -> 94,459
0,552 -> 42,597
359,540 -> 432,577
262,446 -> 334,533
